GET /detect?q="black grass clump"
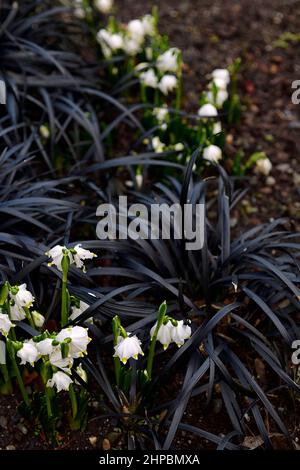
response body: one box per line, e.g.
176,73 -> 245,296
62,149 -> 300,449
0,0 -> 143,173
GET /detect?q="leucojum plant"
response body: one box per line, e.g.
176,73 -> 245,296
79,2 -> 272,183
0,239 -> 192,444
0,244 -> 96,440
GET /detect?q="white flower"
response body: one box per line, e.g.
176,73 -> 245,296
9,303 -> 26,321
153,106 -> 168,122
123,37 -> 142,56
174,142 -> 184,151
206,89 -> 228,107
158,74 -> 178,95
0,313 -> 13,336
212,68 -> 230,86
73,244 -> 96,271
171,320 -> 191,347
49,346 -> 73,370
113,335 -> 144,364
203,145 -> 222,163
97,30 -> 124,57
152,136 -> 165,153
142,15 -> 155,36
127,19 -> 145,42
210,77 -> 228,91
17,341 -> 39,366
31,311 -> 45,328
11,284 -> 34,309
46,245 -> 71,271
76,364 -> 87,383
47,371 -> 73,392
70,301 -> 90,322
213,121 -> 222,134
108,33 -> 124,50
35,338 -> 54,356
256,157 -> 272,176
157,48 -> 180,73
150,321 -> 173,350
94,0 -> 113,14
140,69 -> 158,88
56,326 -> 90,358
198,103 -> 218,118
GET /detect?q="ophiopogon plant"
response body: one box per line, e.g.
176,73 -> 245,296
0,0 -> 143,174
64,148 -> 300,449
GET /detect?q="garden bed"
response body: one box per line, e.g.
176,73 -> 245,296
0,0 -> 300,452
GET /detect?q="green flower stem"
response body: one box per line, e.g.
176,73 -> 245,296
41,362 -> 52,419
112,316 -> 121,387
175,54 -> 183,111
45,386 -> 53,418
69,384 -> 78,419
7,340 -> 30,408
5,300 -> 17,341
61,253 -> 70,328
24,307 -> 35,329
146,301 -> 167,381
0,364 -> 12,392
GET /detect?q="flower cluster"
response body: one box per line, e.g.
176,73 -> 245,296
113,314 -> 191,365
150,319 -> 191,350
73,0 -> 113,19
16,325 -> 90,391
138,48 -> 180,96
97,14 -> 156,58
46,244 -> 96,272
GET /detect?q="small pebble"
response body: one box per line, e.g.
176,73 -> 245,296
89,436 -> 97,447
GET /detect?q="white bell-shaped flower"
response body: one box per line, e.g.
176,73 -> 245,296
11,283 -> 34,309
206,88 -> 228,107
158,75 -> 178,95
46,245 -> 72,271
198,103 -> 218,118
140,69 -> 158,88
150,320 -> 173,350
152,136 -> 165,153
142,14 -> 155,36
47,371 -> 73,392
73,244 -> 96,271
203,144 -> 222,163
256,157 -> 272,176
123,37 -> 142,56
9,303 -> 26,321
157,48 -> 180,73
171,320 -> 191,347
32,311 -> 45,328
17,341 -> 39,366
0,312 -> 13,336
49,346 -> 73,370
128,19 -> 145,42
153,106 -> 168,122
35,338 -> 54,356
213,121 -> 222,135
94,0 -> 113,14
212,68 -> 230,85
56,326 -> 90,358
113,334 -> 144,364
211,77 -> 228,90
